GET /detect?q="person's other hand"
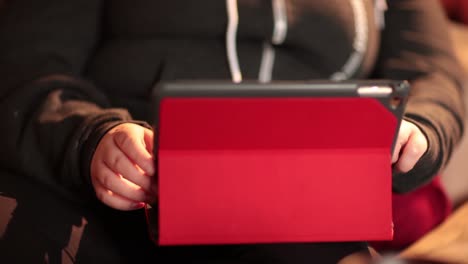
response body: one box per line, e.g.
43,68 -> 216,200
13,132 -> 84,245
392,120 -> 428,173
91,123 -> 156,211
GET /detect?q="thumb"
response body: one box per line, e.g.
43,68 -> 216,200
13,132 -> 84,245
392,129 -> 410,164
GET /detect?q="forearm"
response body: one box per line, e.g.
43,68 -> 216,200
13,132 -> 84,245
396,73 -> 465,192
0,75 -> 138,200
0,0 -> 117,201
375,0 -> 465,192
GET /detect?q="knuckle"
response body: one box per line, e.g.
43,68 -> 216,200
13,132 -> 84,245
408,146 -> 420,157
410,143 -> 425,157
114,131 -> 133,149
110,154 -> 124,171
95,189 -> 107,203
416,136 -> 428,150
101,172 -> 114,189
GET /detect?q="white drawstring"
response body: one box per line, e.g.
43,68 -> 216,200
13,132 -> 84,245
226,0 -> 287,83
226,0 -> 369,82
271,0 -> 288,45
330,0 -> 368,81
374,0 -> 387,30
258,0 -> 287,83
226,0 -> 242,83
258,43 -> 276,83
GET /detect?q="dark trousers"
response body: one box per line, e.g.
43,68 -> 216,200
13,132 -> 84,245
0,171 -> 369,264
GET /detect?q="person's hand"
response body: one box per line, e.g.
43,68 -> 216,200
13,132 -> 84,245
392,120 -> 428,173
90,123 -> 157,211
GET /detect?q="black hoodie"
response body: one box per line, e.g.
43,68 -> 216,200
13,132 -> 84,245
0,0 -> 464,202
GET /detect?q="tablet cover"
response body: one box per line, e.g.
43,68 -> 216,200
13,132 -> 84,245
155,96 -> 396,245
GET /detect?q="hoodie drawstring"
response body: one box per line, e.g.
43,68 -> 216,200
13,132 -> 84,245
330,0 -> 368,81
226,0 -> 372,82
226,0 -> 242,83
226,0 -> 287,83
259,0 -> 287,83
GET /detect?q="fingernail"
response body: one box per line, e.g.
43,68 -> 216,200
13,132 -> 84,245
133,202 -> 145,209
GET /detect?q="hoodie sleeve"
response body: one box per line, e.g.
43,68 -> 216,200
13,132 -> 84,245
0,0 -> 142,202
374,0 -> 466,193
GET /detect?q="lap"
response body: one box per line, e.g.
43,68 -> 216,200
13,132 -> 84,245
0,171 -> 369,264
0,170 -> 157,263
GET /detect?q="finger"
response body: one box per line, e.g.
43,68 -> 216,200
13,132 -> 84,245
113,130 -> 155,176
394,132 -> 427,173
144,130 -> 158,195
144,128 -> 154,154
92,176 -> 145,211
392,140 -> 403,164
104,148 -> 155,194
97,162 -> 154,203
392,121 -> 411,163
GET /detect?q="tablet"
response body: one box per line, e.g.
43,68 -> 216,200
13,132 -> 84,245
147,80 -> 409,245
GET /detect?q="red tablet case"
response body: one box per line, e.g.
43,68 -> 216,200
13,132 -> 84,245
154,96 -> 396,245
